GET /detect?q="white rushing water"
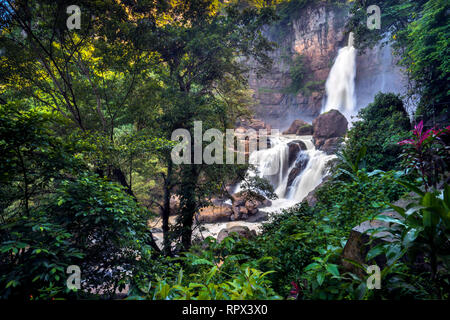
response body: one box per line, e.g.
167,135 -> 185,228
323,32 -> 357,120
238,135 -> 335,213
287,149 -> 335,202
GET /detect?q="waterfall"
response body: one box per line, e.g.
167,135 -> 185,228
229,35 -> 357,215
247,135 -> 290,191
238,135 -> 334,213
323,32 -> 357,120
286,149 -> 335,201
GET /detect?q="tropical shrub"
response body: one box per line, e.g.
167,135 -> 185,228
343,93 -> 411,171
398,120 -> 450,190
363,183 -> 450,299
129,237 -> 281,300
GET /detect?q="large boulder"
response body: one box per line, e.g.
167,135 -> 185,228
341,211 -> 404,277
312,110 -> 348,154
217,225 -> 257,243
287,140 -> 307,166
283,119 -> 313,136
196,205 -> 233,223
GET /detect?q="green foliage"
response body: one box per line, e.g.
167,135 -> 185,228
363,183 -> 450,299
406,0 -> 449,119
129,237 -> 281,300
0,102 -> 162,299
221,161 -> 407,297
287,55 -> 307,93
50,174 -> 158,298
300,244 -> 367,300
0,212 -> 85,299
342,93 -> 411,171
138,265 -> 280,300
0,102 -> 82,216
231,204 -> 325,295
0,173 -> 159,299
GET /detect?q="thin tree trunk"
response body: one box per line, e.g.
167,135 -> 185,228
180,164 -> 198,251
162,160 -> 173,256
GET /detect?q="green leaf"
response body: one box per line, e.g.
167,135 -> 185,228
375,214 -> 405,226
366,245 -> 385,261
316,272 -> 325,286
396,180 -> 425,197
326,264 -> 340,277
191,258 -> 214,266
388,203 -> 406,218
206,266 -> 218,284
304,262 -> 321,271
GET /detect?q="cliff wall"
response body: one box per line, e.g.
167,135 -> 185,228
248,2 -> 407,129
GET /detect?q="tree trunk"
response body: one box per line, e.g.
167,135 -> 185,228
179,164 -> 198,251
162,160 -> 173,256
111,167 -> 136,198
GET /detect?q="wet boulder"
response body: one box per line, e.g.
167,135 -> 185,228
312,110 -> 348,154
341,211 -> 404,277
196,205 -> 233,223
287,140 -> 307,166
230,192 -> 269,220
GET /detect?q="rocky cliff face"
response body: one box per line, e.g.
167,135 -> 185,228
248,3 -> 347,129
247,2 -> 407,130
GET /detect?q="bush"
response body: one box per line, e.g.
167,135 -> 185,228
0,174 -> 159,299
344,93 -> 411,171
129,237 -> 281,300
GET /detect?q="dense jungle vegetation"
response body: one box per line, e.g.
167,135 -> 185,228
0,0 -> 449,300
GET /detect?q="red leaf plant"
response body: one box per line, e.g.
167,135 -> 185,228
398,121 -> 450,190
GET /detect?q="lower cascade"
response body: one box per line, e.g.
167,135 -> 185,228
239,134 -> 335,213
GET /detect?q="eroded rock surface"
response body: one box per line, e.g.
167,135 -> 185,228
283,119 -> 313,136
217,225 -> 257,243
312,109 -> 348,154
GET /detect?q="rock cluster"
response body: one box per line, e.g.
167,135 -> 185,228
283,120 -> 313,136
230,192 -> 272,221
194,192 -> 271,224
